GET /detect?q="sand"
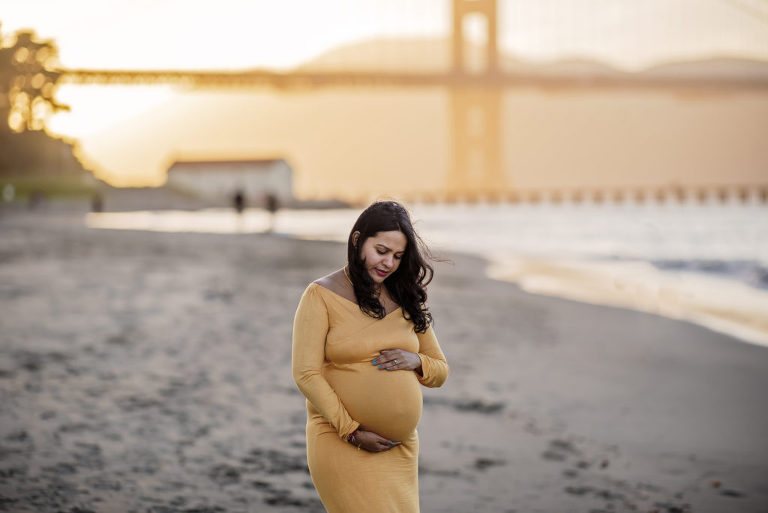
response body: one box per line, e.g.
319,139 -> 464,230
1,209 -> 767,513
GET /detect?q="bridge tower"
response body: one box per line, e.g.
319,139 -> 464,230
448,0 -> 505,200
452,0 -> 499,74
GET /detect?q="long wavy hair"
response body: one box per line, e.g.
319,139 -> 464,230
346,201 -> 434,333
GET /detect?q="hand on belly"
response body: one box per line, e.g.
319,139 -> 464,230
372,349 -> 422,375
326,362 -> 423,441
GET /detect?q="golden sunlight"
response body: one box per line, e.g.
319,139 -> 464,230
47,84 -> 174,138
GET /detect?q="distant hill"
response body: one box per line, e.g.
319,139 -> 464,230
295,36 -> 768,84
298,37 -> 448,73
640,57 -> 768,82
296,36 -> 621,76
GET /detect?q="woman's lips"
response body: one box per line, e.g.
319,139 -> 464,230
375,269 -> 388,277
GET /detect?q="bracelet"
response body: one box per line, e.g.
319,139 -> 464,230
346,429 -> 359,444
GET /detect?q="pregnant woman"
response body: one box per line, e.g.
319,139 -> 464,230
292,200 -> 449,512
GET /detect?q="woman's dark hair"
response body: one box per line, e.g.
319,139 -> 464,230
347,201 -> 434,333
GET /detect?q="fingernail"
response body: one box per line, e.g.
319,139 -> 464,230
386,367 -> 391,371
371,359 -> 377,365
388,441 -> 394,446
378,365 -> 383,369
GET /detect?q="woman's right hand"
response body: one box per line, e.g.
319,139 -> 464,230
352,429 -> 402,452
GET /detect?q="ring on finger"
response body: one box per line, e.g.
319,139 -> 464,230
394,359 -> 398,364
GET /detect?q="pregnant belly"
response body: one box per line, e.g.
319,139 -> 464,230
325,362 -> 423,442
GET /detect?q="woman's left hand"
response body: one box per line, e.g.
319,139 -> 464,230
373,349 -> 422,373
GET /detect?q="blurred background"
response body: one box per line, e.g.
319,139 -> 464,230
1,1 -> 768,511
1,0 -> 766,342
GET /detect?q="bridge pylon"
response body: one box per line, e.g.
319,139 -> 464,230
449,0 -> 505,199
452,0 -> 499,75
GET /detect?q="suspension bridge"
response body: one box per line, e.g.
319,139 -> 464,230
52,0 -> 768,204
59,0 -> 768,92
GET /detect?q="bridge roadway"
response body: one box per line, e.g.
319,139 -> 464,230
58,68 -> 768,91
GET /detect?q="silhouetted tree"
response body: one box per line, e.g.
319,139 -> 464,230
0,25 -> 12,134
0,23 -> 84,178
0,24 -> 68,133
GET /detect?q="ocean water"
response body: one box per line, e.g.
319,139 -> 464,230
411,202 -> 768,287
86,201 -> 768,346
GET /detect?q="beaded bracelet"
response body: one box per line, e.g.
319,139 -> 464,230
346,429 -> 362,450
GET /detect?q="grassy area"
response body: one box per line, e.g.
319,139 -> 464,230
1,175 -> 97,200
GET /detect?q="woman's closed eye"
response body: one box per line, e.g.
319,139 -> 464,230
377,249 -> 402,260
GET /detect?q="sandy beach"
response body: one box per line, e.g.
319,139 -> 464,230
1,209 -> 767,513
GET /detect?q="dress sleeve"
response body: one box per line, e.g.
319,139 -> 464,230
416,323 -> 449,388
292,284 -> 360,439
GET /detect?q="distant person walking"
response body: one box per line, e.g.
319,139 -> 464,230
264,191 -> 279,233
91,192 -> 103,213
233,189 -> 245,214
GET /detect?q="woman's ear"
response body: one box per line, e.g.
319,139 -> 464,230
351,231 -> 360,247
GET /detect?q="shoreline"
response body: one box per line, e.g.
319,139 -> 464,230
486,254 -> 768,349
82,207 -> 768,349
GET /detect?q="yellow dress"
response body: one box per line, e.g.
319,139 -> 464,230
292,282 -> 449,513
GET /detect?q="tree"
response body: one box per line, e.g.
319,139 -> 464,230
0,24 -> 68,133
0,23 -> 84,178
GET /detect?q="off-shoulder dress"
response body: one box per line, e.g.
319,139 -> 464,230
292,282 -> 449,513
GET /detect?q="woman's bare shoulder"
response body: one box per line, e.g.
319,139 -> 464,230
314,269 -> 342,287
313,269 -> 355,302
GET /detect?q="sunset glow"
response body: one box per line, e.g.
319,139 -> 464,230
47,84 -> 174,138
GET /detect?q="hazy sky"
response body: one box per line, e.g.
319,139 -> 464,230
2,0 -> 767,71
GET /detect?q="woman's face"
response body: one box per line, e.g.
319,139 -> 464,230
356,230 -> 407,285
